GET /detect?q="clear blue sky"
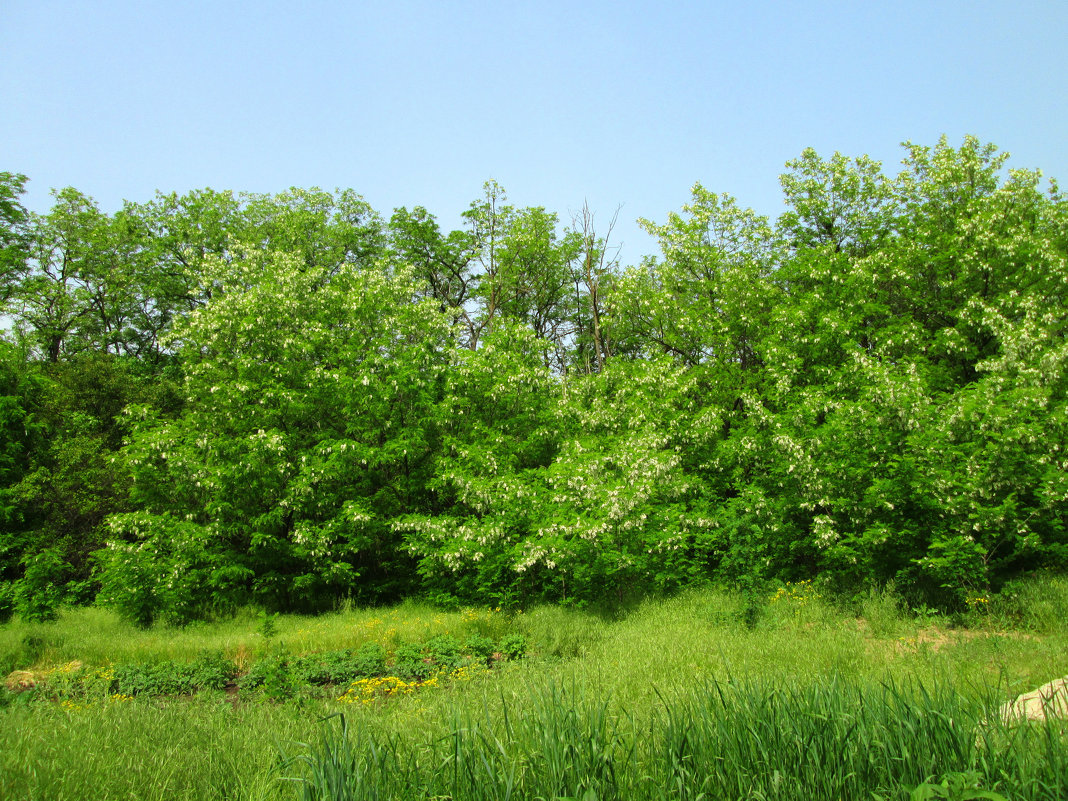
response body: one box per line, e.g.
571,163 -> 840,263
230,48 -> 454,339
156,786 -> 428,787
3,0 -> 1066,266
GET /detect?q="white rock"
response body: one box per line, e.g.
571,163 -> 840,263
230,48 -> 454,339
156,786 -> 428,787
1001,677 -> 1068,723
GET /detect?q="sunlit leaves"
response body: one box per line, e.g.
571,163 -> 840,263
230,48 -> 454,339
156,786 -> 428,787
106,249 -> 453,612
0,172 -> 30,308
9,135 -> 1068,616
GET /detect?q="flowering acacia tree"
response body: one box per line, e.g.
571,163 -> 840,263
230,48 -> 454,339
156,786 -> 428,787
654,137 -> 1068,603
99,248 -> 452,621
395,321 -> 558,605
397,324 -> 697,606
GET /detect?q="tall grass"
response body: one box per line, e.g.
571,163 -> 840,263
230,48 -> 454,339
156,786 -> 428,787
0,699 -> 298,800
287,676 -> 1067,800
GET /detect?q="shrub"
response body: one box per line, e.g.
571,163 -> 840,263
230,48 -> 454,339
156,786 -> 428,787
107,653 -> 235,697
238,651 -> 295,699
187,651 -> 236,691
13,549 -> 67,623
463,634 -> 495,664
497,633 -> 527,660
393,643 -> 434,681
292,646 -> 386,687
352,642 -> 387,677
0,580 -> 14,624
426,634 -> 465,670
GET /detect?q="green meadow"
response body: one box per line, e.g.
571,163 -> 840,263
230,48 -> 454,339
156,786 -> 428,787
3,576 -> 1067,800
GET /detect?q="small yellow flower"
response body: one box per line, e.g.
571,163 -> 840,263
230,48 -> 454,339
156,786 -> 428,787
338,675 -> 419,704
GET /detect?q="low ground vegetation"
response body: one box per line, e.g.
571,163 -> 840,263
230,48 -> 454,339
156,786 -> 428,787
2,606 -> 528,706
2,577 -> 1067,799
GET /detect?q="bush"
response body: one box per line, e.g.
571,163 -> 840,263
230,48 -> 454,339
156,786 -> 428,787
187,651 -> 236,691
109,652 -> 235,696
497,633 -> 527,660
238,651 -> 294,699
463,634 -> 495,664
393,643 -> 435,681
352,642 -> 387,677
292,644 -> 387,687
0,580 -> 14,624
13,549 -> 67,623
426,634 -> 465,670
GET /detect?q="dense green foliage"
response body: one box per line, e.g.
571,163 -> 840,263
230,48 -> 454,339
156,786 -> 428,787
1,136 -> 1066,620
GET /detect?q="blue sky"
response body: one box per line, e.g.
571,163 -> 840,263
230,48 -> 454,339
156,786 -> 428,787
3,0 -> 1066,266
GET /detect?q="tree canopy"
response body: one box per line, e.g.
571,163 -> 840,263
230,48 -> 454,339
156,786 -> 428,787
2,136 -> 1066,623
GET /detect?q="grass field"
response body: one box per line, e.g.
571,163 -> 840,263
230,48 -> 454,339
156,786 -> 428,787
2,576 -> 1067,800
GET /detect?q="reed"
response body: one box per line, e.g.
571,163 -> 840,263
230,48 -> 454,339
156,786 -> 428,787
287,675 -> 1066,800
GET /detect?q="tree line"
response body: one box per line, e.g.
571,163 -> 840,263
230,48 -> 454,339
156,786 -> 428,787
1,135 -> 1066,624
